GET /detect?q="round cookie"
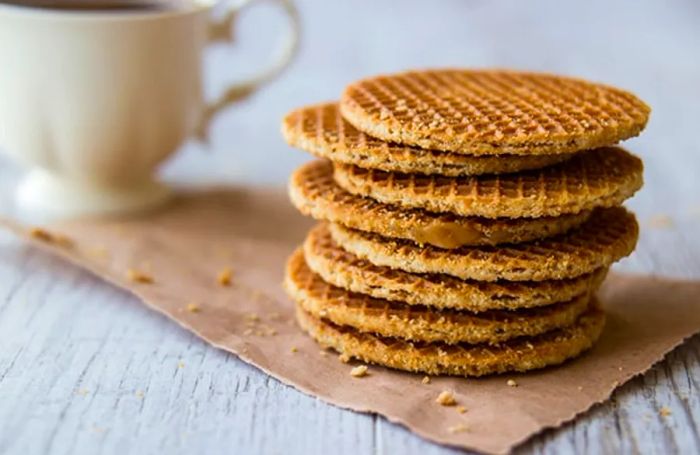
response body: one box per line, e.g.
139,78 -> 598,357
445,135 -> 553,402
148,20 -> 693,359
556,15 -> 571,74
329,207 -> 639,282
290,160 -> 590,249
282,103 -> 574,176
340,69 -> 650,156
296,304 -> 606,377
285,249 -> 591,345
333,147 -> 643,219
303,223 -> 608,312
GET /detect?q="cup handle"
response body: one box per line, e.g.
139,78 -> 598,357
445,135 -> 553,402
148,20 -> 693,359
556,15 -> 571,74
196,0 -> 300,140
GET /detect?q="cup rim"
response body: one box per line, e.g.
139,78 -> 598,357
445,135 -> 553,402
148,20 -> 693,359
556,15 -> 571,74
0,0 -> 214,21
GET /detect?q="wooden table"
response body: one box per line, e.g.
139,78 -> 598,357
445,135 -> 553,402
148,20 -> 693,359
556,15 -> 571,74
1,0 -> 698,453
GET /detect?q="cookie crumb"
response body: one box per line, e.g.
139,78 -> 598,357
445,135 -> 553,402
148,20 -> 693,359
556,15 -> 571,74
77,388 -> 89,396
350,365 -> 369,378
127,268 -> 153,284
135,390 -> 144,398
290,346 -> 298,353
185,303 -> 201,313
177,361 -> 185,368
217,267 -> 233,286
506,379 -> 518,387
447,423 -> 468,434
29,227 -> 54,242
659,407 -> 672,417
456,406 -> 467,414
338,353 -> 351,363
421,376 -> 431,385
436,390 -> 456,406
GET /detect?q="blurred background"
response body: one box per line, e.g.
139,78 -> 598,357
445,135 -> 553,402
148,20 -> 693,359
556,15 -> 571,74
0,2 -> 698,454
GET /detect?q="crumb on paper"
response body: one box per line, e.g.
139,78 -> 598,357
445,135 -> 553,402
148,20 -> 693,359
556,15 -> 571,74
88,245 -> 109,259
338,353 -> 351,363
77,388 -> 89,396
659,407 -> 672,417
436,390 -> 457,406
245,313 -> 260,322
135,390 -> 144,398
217,267 -> 233,286
177,361 -> 185,369
447,423 -> 468,434
506,379 -> 518,387
126,268 -> 153,284
350,365 -> 369,378
185,303 -> 201,313
647,214 -> 674,229
290,346 -> 298,353
456,406 -> 467,414
29,227 -> 73,247
422,376 -> 431,385
29,227 -> 54,242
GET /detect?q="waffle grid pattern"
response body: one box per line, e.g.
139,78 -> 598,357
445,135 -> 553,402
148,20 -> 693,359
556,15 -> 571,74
333,147 -> 644,218
340,70 -> 650,155
282,103 -> 573,175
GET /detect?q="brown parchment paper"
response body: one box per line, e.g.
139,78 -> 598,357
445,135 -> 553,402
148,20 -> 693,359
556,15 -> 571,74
4,187 -> 700,455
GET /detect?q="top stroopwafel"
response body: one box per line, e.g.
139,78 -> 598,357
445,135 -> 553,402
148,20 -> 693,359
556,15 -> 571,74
333,147 -> 643,219
282,103 -> 573,176
340,69 -> 650,155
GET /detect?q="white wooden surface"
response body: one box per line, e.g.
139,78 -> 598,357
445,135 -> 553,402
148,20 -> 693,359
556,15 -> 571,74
1,0 -> 699,454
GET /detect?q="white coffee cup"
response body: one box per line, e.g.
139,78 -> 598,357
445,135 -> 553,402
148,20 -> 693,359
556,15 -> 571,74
0,0 -> 299,218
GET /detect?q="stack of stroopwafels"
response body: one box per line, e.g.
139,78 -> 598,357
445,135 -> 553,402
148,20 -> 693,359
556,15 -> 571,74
282,70 -> 648,377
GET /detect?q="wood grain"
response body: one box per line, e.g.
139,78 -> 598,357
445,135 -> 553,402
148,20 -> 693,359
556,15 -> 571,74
0,0 -> 699,453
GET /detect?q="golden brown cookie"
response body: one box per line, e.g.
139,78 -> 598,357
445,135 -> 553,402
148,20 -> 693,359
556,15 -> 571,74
296,303 -> 606,377
333,147 -> 643,219
329,207 -> 638,282
285,249 -> 591,345
289,160 -> 590,248
340,69 -> 650,155
282,103 -> 574,176
303,223 -> 608,312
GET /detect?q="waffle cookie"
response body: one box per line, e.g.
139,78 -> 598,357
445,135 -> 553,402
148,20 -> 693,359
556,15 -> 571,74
282,103 -> 573,176
329,207 -> 639,282
290,160 -> 590,248
333,147 -> 643,219
303,223 -> 608,312
286,249 -> 591,345
340,69 -> 650,155
296,304 -> 606,377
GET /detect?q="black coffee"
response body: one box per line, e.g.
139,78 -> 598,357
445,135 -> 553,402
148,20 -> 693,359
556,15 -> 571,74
0,1 -> 179,10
